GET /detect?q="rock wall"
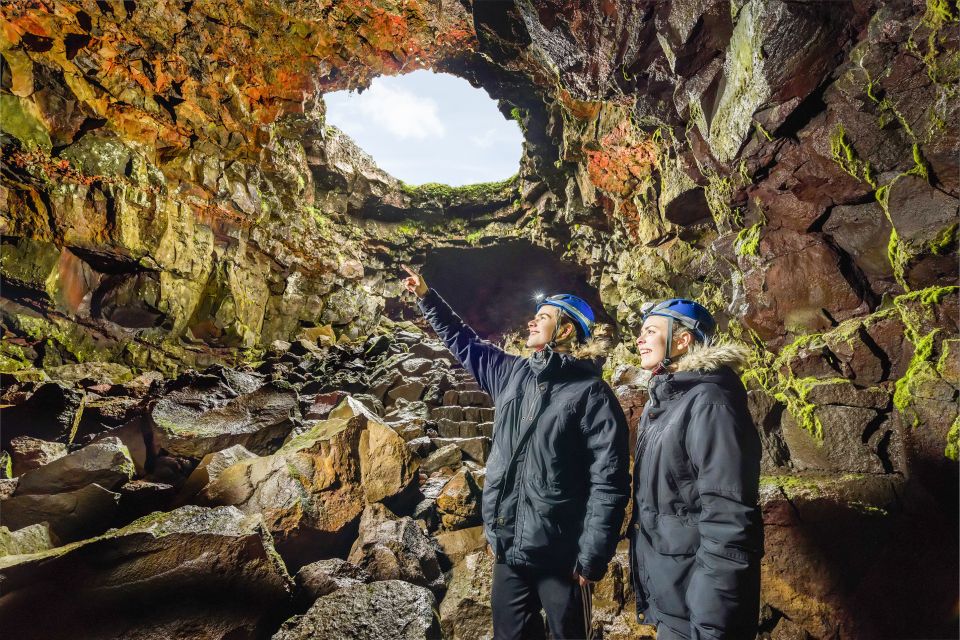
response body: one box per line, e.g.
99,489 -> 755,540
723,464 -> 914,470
1,1 -> 958,638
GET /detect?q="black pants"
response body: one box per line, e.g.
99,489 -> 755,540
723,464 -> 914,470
491,563 -> 592,640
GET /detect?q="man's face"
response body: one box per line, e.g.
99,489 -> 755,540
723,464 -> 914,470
527,304 -> 560,350
635,314 -> 670,370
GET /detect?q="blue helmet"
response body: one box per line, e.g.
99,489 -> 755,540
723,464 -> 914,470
536,293 -> 595,341
641,298 -> 716,346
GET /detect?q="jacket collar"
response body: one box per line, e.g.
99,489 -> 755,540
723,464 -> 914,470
648,342 -> 751,403
529,347 -> 602,381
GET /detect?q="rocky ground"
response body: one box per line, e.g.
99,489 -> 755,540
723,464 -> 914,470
1,0 -> 957,638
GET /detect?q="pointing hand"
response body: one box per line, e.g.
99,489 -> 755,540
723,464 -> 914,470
401,264 -> 428,298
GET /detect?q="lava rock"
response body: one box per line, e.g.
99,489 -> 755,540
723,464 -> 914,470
273,579 -> 441,640
0,382 -> 85,449
295,558 -> 371,603
8,436 -> 68,477
151,380 -> 301,458
0,505 -> 293,640
14,436 -> 134,496
439,551 -> 494,640
348,503 -> 445,598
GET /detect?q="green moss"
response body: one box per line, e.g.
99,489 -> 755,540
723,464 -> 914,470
753,120 -> 773,141
929,223 -> 958,255
400,174 -> 518,202
886,227 -> 911,291
893,329 -> 938,426
735,221 -> 764,257
946,414 -> 960,461
830,124 -> 877,188
465,229 -> 485,246
760,474 -> 825,498
0,451 -> 11,479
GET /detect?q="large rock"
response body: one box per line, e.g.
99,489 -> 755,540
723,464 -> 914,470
0,483 -> 121,542
294,558 -> 371,603
198,410 -> 367,568
439,551 -> 494,640
273,580 -> 441,640
13,436 -> 134,496
780,407 -> 887,474
758,474 -> 955,639
178,444 -> 258,502
151,380 -> 301,458
0,382 -> 85,448
434,525 -> 487,567
331,397 -> 419,505
0,522 -> 58,557
8,436 -> 68,476
435,468 -> 482,531
0,506 -> 293,640
348,503 -> 445,598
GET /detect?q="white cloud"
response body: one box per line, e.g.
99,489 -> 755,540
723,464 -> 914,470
469,128 -> 498,149
353,83 -> 445,140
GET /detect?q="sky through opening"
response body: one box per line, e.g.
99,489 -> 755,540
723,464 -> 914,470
323,70 -> 523,186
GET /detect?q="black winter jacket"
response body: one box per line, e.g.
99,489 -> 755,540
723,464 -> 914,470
630,343 -> 764,640
419,289 -> 630,580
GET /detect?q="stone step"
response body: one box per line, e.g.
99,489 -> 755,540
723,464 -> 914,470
442,390 -> 491,408
479,422 -> 493,438
463,406 -> 494,423
430,406 -> 464,421
436,419 -> 482,439
431,437 -> 491,464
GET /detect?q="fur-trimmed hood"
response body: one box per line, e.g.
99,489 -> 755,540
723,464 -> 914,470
672,341 -> 752,373
571,337 -> 611,360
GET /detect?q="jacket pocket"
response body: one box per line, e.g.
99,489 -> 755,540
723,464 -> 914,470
642,511 -> 700,556
520,481 -> 578,555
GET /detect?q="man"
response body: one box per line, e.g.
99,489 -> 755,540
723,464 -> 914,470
630,299 -> 763,640
402,265 -> 629,640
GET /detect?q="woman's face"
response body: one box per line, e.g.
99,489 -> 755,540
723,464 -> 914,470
636,314 -> 670,370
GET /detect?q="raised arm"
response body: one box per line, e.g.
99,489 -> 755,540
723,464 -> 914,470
402,265 -> 519,401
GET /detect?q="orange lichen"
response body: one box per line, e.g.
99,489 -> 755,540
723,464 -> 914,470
584,122 -> 659,198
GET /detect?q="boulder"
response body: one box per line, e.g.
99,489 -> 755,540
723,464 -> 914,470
431,436 -> 491,464
348,503 -> 445,598
0,382 -> 85,449
90,418 -> 150,475
0,506 -> 293,640
331,398 -> 419,505
273,580 -> 441,640
199,411 -> 367,568
179,444 -> 258,502
435,468 -> 482,531
434,526 -> 487,567
439,551 -> 494,640
8,436 -> 68,477
0,483 -> 121,542
294,558 -> 371,603
13,437 -> 134,496
422,443 -> 462,474
387,381 -> 426,403
151,380 -> 301,458
0,522 -> 58,557
781,407 -> 887,474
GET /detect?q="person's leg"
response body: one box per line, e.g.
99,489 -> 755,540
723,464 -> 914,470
491,563 -> 546,640
534,570 -> 590,640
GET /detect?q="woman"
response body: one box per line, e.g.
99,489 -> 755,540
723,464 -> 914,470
630,299 -> 763,640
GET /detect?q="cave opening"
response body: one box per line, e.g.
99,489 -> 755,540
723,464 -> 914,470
323,69 -> 523,186
402,240 -> 614,344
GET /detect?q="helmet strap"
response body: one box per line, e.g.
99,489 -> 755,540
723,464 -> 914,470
660,318 -> 675,369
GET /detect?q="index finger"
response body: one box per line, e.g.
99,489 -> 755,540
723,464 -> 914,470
401,264 -> 418,277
